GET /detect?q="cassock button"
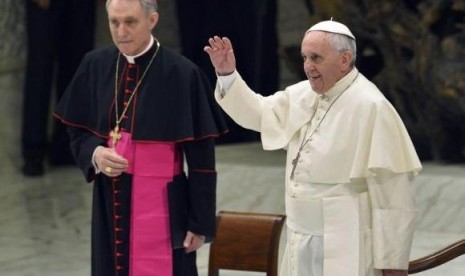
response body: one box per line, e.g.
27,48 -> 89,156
115,240 -> 123,245
114,202 -> 121,207
115,227 -> 123,232
116,265 -> 124,270
116,252 -> 124,257
113,190 -> 120,194
115,215 -> 122,220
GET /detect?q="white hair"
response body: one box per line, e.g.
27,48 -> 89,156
106,0 -> 158,13
328,33 -> 357,67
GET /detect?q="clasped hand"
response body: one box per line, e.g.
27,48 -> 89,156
94,146 -> 128,177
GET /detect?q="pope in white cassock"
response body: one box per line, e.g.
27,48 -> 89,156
204,20 -> 422,276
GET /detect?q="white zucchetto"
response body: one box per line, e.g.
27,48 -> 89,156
306,20 -> 356,40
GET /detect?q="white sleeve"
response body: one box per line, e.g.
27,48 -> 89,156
367,170 -> 417,270
214,71 -> 267,132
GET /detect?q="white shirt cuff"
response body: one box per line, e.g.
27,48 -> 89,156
92,146 -> 104,174
217,70 -> 238,96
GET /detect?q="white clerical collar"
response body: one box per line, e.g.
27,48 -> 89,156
123,35 -> 155,64
321,68 -> 358,101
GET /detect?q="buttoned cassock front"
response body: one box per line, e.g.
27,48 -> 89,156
215,68 -> 422,276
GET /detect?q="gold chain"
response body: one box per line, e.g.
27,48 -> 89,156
110,39 -> 160,147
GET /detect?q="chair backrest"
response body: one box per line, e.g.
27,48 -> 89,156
408,239 -> 465,274
208,210 -> 286,276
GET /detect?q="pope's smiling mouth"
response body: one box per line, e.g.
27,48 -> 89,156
308,74 -> 321,81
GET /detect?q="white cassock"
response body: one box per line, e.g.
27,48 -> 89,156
215,68 -> 422,276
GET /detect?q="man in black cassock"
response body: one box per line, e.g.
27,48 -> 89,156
53,0 -> 227,275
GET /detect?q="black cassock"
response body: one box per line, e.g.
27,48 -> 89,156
54,41 -> 227,276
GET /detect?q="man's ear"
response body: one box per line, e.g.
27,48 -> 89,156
150,12 -> 159,29
341,51 -> 353,71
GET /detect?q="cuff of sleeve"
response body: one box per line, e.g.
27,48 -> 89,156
217,70 -> 238,94
187,171 -> 217,236
91,146 -> 104,174
373,208 -> 417,269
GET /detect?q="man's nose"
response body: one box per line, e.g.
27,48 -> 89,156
303,60 -> 314,71
117,24 -> 128,37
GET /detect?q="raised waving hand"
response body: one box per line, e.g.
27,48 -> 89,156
204,36 -> 237,76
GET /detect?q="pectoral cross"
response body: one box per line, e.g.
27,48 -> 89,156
290,151 -> 301,180
109,125 -> 121,148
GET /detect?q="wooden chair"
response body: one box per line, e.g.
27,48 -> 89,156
208,210 -> 286,276
408,239 -> 465,274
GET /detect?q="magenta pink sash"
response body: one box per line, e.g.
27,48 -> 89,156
111,132 -> 182,276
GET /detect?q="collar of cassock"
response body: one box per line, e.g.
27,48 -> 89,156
123,35 -> 155,64
320,68 -> 358,102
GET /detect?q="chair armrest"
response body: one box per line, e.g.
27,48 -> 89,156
408,239 -> 465,274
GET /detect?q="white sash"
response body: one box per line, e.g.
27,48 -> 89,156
323,194 -> 361,275
286,192 -> 373,276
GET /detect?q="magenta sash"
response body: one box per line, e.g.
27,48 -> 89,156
111,132 -> 182,276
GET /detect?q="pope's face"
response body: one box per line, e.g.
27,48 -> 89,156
301,31 -> 351,94
107,0 -> 158,56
